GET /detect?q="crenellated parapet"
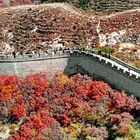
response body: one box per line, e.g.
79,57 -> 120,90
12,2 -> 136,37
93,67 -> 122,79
0,48 -> 140,83
0,49 -> 70,62
0,48 -> 139,97
71,49 -> 140,82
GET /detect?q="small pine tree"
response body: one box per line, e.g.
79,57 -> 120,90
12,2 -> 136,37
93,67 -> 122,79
97,45 -> 115,56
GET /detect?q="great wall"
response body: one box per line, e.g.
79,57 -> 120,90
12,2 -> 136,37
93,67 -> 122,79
0,3 -> 140,140
0,48 -> 140,98
0,4 -> 140,97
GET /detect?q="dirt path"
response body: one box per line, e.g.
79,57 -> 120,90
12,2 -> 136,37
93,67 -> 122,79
100,8 -> 140,19
0,3 -> 139,20
0,3 -> 84,15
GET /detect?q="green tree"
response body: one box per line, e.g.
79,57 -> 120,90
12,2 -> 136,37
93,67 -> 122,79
97,45 -> 115,57
74,0 -> 89,9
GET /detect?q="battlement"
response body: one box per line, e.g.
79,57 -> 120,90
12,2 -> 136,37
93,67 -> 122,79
0,4 -> 139,97
0,48 -> 140,82
0,49 -> 70,62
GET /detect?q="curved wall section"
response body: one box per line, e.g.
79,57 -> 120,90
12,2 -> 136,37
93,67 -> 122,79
0,50 -> 139,98
64,53 -> 140,98
0,57 -> 69,78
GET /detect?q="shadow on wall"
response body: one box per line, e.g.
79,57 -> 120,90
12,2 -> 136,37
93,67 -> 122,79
64,53 -> 140,98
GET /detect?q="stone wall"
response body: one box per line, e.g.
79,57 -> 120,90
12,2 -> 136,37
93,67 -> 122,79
64,53 -> 140,98
0,50 -> 139,97
0,57 -> 69,78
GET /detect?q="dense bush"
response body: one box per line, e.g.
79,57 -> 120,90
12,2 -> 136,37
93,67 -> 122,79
0,73 -> 140,140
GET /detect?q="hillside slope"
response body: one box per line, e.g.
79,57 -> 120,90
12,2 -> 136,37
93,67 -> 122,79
0,3 -> 139,55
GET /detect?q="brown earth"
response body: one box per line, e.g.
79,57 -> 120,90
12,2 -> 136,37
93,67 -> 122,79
0,3 -> 139,56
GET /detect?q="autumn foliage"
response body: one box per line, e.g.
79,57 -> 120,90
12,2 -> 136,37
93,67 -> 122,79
0,73 -> 140,139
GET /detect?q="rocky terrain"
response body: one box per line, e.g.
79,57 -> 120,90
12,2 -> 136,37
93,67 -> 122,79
77,0 -> 140,13
1,0 -> 140,14
0,3 -> 140,140
0,3 -> 139,67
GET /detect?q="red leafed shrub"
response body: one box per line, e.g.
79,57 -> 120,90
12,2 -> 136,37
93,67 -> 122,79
88,81 -> 111,99
110,112 -> 134,123
0,75 -> 21,103
31,114 -> 44,130
11,103 -> 26,119
76,83 -> 91,96
0,85 -> 23,103
30,113 -> 54,130
0,73 -> 139,140
0,85 -> 15,102
9,114 -> 54,139
55,73 -> 71,85
62,95 -> 72,103
22,73 -> 49,96
0,75 -> 24,120
110,91 -> 140,111
0,75 -> 19,86
118,121 -> 131,135
76,81 -> 111,100
20,124 -> 34,138
110,112 -> 134,136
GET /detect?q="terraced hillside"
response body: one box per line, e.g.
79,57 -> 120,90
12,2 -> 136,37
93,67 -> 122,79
0,3 -> 139,67
1,0 -> 140,14
78,0 -> 140,13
